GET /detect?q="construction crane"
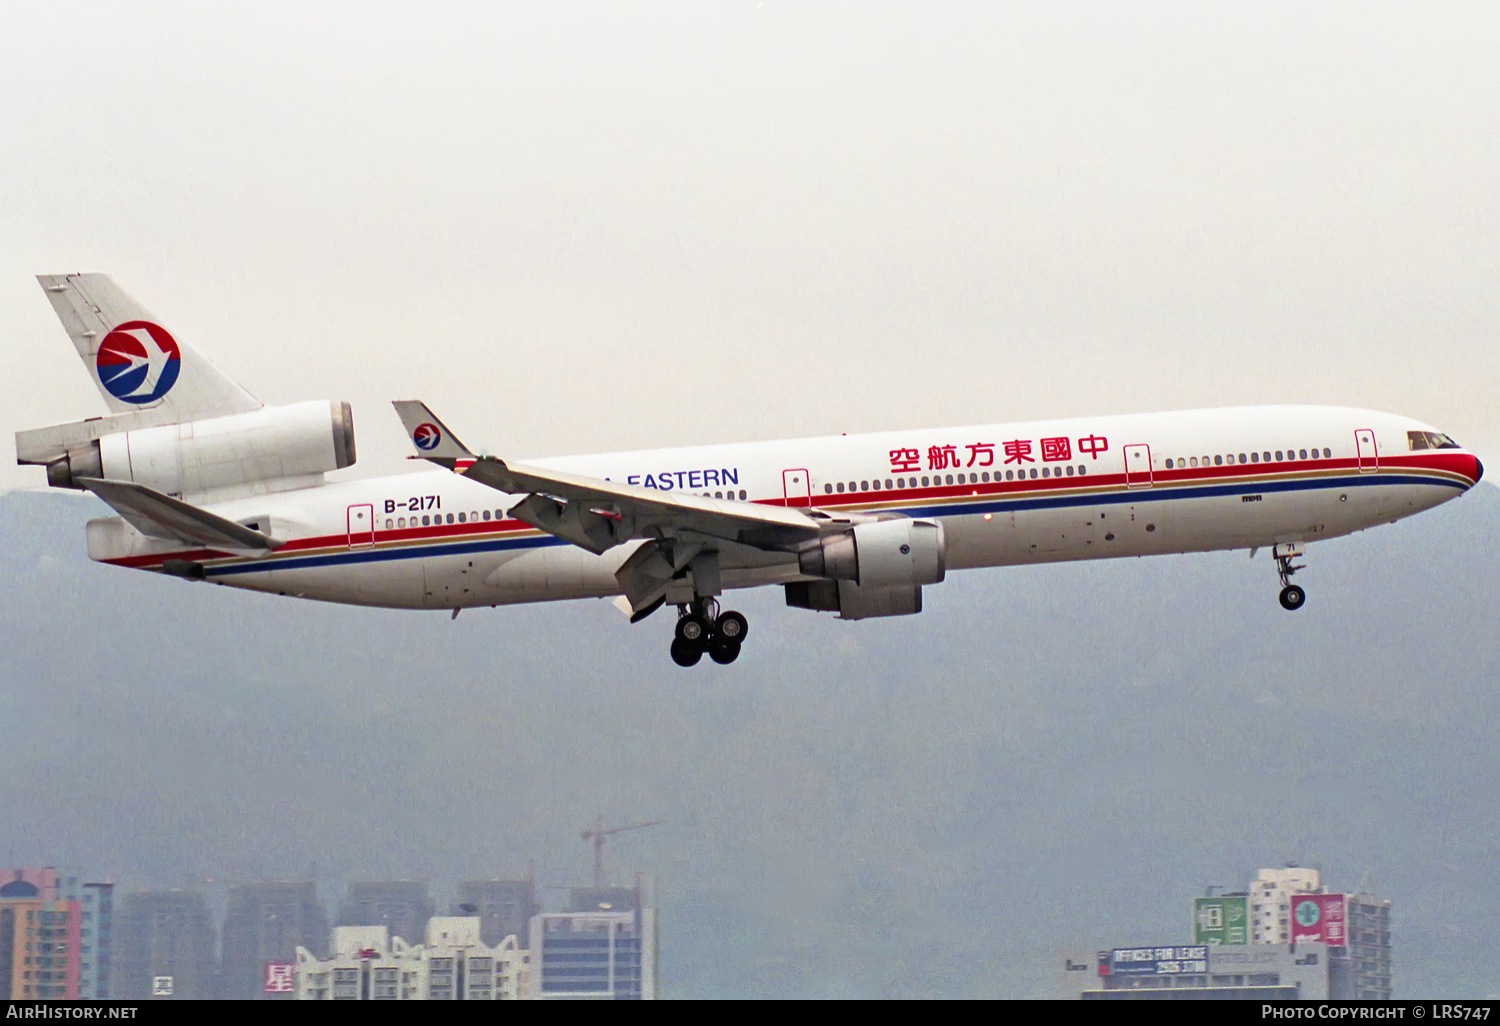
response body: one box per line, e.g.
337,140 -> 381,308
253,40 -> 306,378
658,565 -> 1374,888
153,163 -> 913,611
580,815 -> 662,888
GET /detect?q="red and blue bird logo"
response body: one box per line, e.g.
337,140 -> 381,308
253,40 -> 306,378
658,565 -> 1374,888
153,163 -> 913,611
96,321 -> 181,405
412,422 -> 443,451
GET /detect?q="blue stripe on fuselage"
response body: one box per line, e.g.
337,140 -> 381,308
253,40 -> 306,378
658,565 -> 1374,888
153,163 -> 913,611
199,471 -> 1464,578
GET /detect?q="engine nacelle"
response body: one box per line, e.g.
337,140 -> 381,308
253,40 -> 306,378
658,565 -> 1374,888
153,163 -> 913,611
46,400 -> 356,498
785,579 -> 924,620
797,518 -> 946,588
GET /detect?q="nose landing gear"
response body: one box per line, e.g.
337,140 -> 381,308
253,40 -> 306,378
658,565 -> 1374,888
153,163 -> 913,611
1273,542 -> 1307,611
670,598 -> 749,666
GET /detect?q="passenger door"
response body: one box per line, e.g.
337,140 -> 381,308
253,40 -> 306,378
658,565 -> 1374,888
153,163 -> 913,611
1123,444 -> 1153,488
1355,429 -> 1378,473
783,468 -> 811,507
347,504 -> 374,548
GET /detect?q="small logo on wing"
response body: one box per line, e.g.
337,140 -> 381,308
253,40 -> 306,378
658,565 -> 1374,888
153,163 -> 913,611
412,422 -> 443,451
96,321 -> 182,404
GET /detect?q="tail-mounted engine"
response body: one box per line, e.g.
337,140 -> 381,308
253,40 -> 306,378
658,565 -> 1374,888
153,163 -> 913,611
24,400 -> 356,499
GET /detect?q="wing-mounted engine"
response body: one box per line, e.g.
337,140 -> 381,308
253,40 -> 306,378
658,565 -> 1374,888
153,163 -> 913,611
786,517 -> 946,619
18,400 -> 356,500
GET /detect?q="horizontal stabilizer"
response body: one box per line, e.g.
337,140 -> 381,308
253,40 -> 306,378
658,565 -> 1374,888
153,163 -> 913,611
76,478 -> 282,554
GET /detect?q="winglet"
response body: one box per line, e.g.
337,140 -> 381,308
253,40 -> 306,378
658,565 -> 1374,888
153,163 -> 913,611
392,401 -> 474,465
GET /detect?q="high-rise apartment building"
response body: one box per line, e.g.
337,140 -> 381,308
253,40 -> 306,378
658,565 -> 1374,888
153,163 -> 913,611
452,878 -> 537,949
1344,893 -> 1393,999
336,882 -> 434,951
0,896 -> 81,999
295,918 -> 529,999
220,882 -> 329,1000
1249,867 -> 1323,944
0,867 -> 110,999
114,890 -> 217,1000
527,908 -> 656,1000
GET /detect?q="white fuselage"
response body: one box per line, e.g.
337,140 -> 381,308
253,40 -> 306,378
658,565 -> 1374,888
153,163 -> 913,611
85,405 -> 1483,611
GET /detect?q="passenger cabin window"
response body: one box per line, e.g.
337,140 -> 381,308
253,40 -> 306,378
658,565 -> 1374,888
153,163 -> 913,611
1214,455 -> 1223,466
1323,447 -> 1331,458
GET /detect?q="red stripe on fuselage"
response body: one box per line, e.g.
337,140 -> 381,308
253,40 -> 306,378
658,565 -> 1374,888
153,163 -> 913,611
103,453 -> 1475,570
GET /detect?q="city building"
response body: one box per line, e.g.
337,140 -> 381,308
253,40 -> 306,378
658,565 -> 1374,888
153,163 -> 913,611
0,895 -> 81,1000
114,890 -> 217,1000
527,908 -> 656,1000
452,877 -> 537,949
294,917 -> 528,999
220,881 -> 329,1000
1250,867 -> 1323,944
1068,866 -> 1395,1000
337,881 -> 434,951
0,867 -> 109,1000
1061,943 -> 1340,1000
58,875 -> 113,999
1344,893 -> 1393,999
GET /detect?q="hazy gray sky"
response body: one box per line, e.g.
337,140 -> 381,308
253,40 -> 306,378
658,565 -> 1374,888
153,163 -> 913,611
4,3 -> 1498,489
4,6 -> 1500,997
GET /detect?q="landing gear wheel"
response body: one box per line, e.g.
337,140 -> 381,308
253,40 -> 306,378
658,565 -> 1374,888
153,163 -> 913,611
709,636 -> 742,664
715,611 -> 748,643
675,614 -> 710,647
671,637 -> 704,667
1279,585 -> 1306,611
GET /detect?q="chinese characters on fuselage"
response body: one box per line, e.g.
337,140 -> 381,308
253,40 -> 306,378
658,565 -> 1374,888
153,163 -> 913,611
889,435 -> 1109,475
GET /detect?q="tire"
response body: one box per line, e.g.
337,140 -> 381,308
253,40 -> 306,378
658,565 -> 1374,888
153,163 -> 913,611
1279,585 -> 1306,611
715,611 -> 749,642
675,614 -> 710,646
709,637 -> 741,665
671,638 -> 704,667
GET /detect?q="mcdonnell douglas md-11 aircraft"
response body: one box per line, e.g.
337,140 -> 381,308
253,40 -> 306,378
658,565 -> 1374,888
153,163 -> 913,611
18,274 -> 1484,665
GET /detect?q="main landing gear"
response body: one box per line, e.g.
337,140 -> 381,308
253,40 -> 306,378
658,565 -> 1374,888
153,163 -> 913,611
1273,542 -> 1307,611
670,597 -> 749,667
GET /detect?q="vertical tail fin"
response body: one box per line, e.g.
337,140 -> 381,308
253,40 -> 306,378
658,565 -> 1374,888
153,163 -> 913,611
38,273 -> 261,421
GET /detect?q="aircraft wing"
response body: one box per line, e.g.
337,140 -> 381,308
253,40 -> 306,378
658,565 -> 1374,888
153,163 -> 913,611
76,477 -> 282,555
391,400 -> 822,557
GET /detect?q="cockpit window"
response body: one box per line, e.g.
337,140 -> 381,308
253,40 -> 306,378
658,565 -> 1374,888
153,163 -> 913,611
1408,430 -> 1461,451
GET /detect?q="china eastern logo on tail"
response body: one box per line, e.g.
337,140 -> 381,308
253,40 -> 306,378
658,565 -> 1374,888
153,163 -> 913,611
96,321 -> 181,404
412,423 -> 443,450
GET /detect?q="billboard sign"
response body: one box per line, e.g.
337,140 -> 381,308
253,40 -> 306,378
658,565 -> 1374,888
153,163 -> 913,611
151,976 -> 173,997
263,961 -> 295,994
1289,894 -> 1347,946
1106,945 -> 1209,976
1194,895 -> 1249,945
